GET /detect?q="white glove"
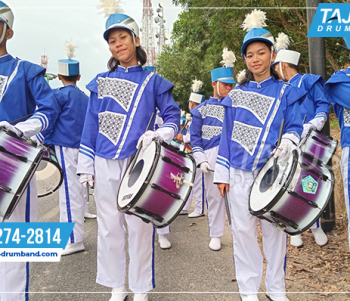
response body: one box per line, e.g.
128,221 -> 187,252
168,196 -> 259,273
309,116 -> 327,131
186,113 -> 192,121
200,161 -> 212,173
301,123 -> 316,139
0,121 -> 23,137
79,174 -> 94,188
137,130 -> 163,151
273,138 -> 297,163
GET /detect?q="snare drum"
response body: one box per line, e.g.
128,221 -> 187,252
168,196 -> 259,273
249,151 -> 334,235
36,146 -> 63,197
300,129 -> 337,165
117,140 -> 196,228
0,128 -> 44,221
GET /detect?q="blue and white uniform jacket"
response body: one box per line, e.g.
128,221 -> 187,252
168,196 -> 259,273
0,54 -> 58,133
289,73 -> 330,122
77,65 -> 180,175
38,85 -> 89,148
190,97 -> 225,165
324,67 -> 350,148
214,77 -> 305,184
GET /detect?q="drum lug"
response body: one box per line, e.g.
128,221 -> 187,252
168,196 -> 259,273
170,172 -> 193,189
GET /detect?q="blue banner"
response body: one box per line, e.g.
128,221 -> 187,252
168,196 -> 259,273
307,3 -> 350,37
0,223 -> 74,248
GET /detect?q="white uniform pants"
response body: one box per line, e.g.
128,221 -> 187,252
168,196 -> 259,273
228,168 -> 287,297
55,146 -> 85,244
94,156 -> 155,293
156,226 -> 170,235
183,167 -> 205,214
204,146 -> 225,238
341,147 -> 350,251
0,178 -> 37,301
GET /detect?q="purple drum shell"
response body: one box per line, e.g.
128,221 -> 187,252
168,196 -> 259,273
300,131 -> 337,165
139,146 -> 188,218
269,155 -> 332,233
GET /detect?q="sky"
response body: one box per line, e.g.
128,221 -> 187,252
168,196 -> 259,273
6,0 -> 183,92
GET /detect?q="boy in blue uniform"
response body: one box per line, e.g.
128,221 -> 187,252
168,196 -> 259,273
324,37 -> 350,252
0,2 -> 58,300
77,13 -> 179,301
38,43 -> 90,256
273,48 -> 330,247
191,48 -> 235,251
214,9 -> 305,301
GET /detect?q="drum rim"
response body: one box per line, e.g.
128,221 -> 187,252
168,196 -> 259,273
117,141 -> 160,211
36,154 -> 64,198
3,148 -> 44,221
249,150 -> 299,216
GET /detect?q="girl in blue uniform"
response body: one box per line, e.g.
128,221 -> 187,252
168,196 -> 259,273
77,13 -> 180,301
0,2 -> 58,300
214,9 -> 305,301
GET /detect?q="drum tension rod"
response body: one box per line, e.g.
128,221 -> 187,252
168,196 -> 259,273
0,146 -> 28,163
287,191 -> 319,209
270,211 -> 299,230
151,183 -> 181,200
311,136 -> 332,147
299,162 -> 329,182
0,185 -> 12,193
162,156 -> 190,173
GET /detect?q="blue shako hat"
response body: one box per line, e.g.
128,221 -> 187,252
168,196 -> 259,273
188,79 -> 205,103
211,48 -> 236,84
58,42 -> 80,76
104,13 -> 139,41
0,1 -> 13,28
240,9 -> 274,59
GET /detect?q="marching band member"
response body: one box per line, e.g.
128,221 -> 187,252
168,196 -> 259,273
37,42 -> 90,255
77,12 -> 180,301
214,10 -> 305,301
324,37 -> 350,252
181,80 -> 206,218
0,2 -> 59,300
273,33 -> 330,247
190,48 -> 235,251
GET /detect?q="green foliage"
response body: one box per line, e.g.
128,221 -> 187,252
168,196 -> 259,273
156,0 -> 347,110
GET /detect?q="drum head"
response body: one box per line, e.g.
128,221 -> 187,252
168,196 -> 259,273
36,159 -> 63,197
118,141 -> 158,209
250,152 -> 298,213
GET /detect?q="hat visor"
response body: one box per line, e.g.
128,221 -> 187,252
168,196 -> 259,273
218,78 -> 236,84
241,37 -> 274,57
103,24 -> 134,41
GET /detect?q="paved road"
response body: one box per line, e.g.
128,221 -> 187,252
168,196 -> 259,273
29,191 -> 348,301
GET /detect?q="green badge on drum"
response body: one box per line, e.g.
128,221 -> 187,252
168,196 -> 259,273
301,175 -> 318,194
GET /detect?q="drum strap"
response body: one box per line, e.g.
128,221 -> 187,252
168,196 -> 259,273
0,59 -> 22,103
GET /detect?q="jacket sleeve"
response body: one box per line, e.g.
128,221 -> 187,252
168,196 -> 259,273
190,106 -> 207,166
77,91 -> 99,176
214,105 -> 232,184
15,63 -> 59,138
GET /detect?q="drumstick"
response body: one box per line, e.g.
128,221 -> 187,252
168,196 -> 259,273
224,189 -> 232,226
9,113 -> 34,125
271,119 -> 285,185
128,112 -> 155,176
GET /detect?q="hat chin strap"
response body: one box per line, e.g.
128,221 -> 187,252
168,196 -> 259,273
0,23 -> 7,44
119,34 -> 137,64
216,81 -> 222,98
279,62 -> 286,81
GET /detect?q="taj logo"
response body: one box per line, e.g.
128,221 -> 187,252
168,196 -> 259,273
307,3 -> 350,37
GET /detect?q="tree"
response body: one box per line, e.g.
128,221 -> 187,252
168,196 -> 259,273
156,0 -> 346,109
